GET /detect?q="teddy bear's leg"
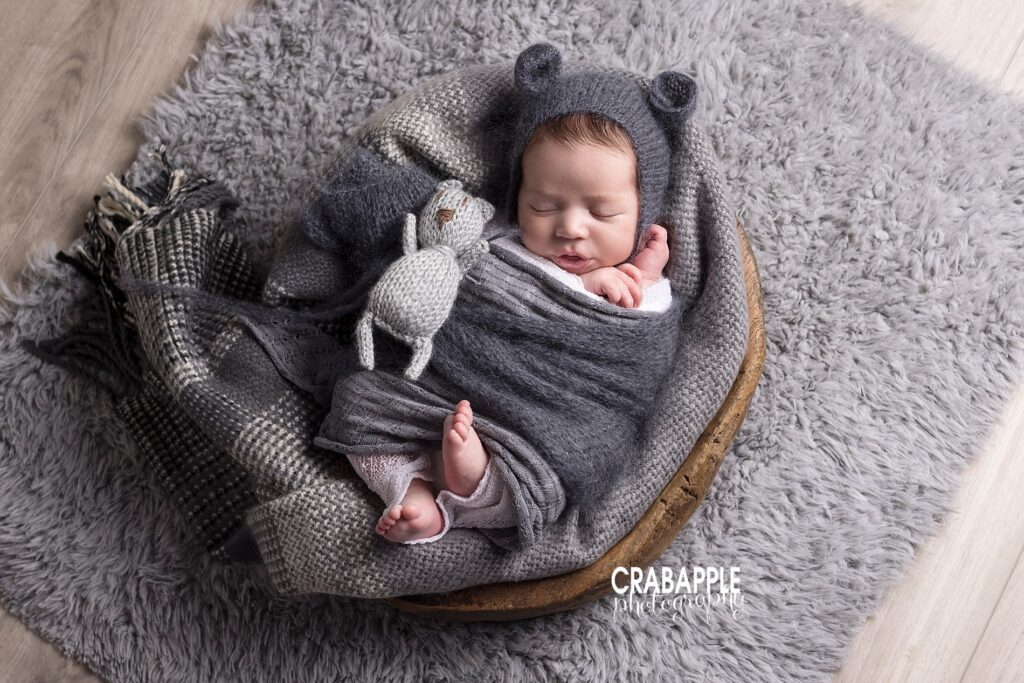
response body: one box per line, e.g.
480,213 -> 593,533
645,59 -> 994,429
404,336 -> 434,381
356,310 -> 376,371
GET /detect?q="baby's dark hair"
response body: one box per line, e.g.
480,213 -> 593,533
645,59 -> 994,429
523,112 -> 639,191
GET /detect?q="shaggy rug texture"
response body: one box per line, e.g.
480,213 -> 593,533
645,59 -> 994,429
2,0 -> 1023,680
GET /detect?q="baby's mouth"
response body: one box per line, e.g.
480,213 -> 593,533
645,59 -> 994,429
553,253 -> 591,273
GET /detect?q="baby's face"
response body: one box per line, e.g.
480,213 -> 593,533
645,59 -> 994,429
516,138 -> 639,275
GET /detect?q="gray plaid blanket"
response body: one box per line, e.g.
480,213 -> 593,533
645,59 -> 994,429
25,60 -> 749,599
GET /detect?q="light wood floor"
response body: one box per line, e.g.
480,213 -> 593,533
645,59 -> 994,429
0,2 -> 1022,682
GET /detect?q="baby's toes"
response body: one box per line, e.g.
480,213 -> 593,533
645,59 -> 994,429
455,400 -> 472,422
376,517 -> 391,534
447,425 -> 464,446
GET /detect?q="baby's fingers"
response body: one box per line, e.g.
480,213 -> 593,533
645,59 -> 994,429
617,263 -> 644,284
608,281 -> 633,308
618,270 -> 642,307
649,223 -> 669,242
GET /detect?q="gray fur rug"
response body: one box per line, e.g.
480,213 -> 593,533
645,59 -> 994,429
2,0 -> 1023,680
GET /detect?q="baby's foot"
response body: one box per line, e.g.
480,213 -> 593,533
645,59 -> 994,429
442,400 -> 489,497
376,477 -> 445,543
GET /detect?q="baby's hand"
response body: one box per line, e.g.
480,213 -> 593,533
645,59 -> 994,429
623,223 -> 670,287
579,266 -> 643,308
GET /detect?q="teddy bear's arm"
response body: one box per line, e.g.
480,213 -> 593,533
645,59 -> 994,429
457,239 -> 490,273
402,213 -> 418,256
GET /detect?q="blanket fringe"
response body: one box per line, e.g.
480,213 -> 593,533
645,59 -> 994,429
23,141 -> 377,398
20,144 -> 186,395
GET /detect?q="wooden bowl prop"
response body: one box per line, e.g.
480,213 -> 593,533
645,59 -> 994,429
386,217 -> 766,621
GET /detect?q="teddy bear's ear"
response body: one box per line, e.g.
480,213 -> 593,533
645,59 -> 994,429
649,71 -> 698,135
438,178 -> 464,191
476,198 -> 496,222
515,42 -> 562,95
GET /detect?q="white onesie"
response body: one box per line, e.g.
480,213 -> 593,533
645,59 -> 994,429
346,237 -> 673,544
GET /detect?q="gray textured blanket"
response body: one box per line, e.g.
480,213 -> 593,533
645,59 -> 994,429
26,59 -> 748,599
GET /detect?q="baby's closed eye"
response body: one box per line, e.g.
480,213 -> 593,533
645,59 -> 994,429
528,205 -> 622,219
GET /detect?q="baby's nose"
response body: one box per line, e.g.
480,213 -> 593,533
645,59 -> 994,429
557,215 -> 589,238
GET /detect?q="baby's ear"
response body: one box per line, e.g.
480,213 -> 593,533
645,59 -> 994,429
649,71 -> 698,135
515,42 -> 562,95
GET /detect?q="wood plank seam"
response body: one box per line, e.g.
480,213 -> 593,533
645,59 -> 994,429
960,541 -> 1024,681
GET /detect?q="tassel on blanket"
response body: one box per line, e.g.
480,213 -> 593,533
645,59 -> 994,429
20,145 -> 195,395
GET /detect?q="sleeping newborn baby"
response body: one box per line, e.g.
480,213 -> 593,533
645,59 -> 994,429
348,43 -> 678,544
503,111 -> 672,311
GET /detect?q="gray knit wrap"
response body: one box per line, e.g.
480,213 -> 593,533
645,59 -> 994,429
505,42 -> 699,259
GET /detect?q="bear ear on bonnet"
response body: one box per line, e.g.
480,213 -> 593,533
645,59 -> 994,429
513,41 -> 699,136
514,42 -> 562,94
649,70 -> 699,136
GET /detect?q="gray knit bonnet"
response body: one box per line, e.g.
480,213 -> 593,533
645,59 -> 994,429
505,42 -> 700,260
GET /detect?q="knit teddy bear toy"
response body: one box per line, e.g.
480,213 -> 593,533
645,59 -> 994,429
356,178 -> 494,380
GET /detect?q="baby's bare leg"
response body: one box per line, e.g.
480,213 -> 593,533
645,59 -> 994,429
376,477 -> 444,543
442,400 -> 490,497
